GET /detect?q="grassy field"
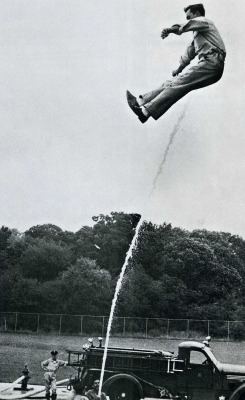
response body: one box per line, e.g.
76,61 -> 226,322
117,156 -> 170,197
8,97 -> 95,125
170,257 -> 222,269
1,333 -> 245,384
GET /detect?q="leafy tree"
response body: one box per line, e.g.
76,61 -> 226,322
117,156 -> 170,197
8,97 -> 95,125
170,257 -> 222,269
117,264 -> 153,317
5,230 -> 28,271
57,257 -> 113,315
125,223 -> 243,320
25,224 -> 63,240
0,226 -> 12,271
133,222 -> 186,279
74,212 -> 141,276
73,226 -> 97,260
24,224 -> 76,247
19,238 -> 73,281
0,269 -> 42,312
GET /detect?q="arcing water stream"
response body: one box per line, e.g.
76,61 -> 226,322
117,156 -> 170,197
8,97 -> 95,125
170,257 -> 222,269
98,216 -> 144,396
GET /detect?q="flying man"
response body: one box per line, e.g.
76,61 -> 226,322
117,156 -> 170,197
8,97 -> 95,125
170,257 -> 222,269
126,3 -> 226,123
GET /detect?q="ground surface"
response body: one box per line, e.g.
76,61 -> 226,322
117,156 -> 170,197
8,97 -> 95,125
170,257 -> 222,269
1,333 -> 245,385
0,383 -> 70,400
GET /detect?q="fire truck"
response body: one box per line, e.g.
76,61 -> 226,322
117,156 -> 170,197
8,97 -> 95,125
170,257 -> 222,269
66,337 -> 245,400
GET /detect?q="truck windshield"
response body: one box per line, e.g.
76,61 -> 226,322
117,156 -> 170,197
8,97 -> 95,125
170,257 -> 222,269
190,350 -> 210,365
189,347 -> 218,367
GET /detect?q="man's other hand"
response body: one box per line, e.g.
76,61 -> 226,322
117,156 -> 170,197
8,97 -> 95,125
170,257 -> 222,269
172,67 -> 183,76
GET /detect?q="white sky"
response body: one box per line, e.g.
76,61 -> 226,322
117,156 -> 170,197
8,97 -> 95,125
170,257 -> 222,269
0,0 -> 244,237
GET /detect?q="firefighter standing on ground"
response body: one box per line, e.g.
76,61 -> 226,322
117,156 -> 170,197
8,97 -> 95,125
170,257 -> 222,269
127,3 -> 226,123
41,350 -> 67,400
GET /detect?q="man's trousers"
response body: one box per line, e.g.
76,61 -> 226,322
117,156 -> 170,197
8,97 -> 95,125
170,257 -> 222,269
44,372 -> 57,395
140,52 -> 225,120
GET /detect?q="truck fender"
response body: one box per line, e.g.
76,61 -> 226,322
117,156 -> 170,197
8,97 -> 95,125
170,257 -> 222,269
102,374 -> 143,398
228,383 -> 245,400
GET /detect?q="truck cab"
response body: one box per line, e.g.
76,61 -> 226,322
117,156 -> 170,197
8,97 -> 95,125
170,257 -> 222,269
66,338 -> 245,400
177,341 -> 223,399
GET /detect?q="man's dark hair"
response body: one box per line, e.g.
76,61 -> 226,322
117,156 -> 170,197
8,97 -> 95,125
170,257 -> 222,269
184,4 -> 205,16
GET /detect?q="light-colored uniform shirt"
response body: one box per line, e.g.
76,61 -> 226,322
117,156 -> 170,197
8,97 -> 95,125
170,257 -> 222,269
41,358 -> 66,374
174,17 -> 226,69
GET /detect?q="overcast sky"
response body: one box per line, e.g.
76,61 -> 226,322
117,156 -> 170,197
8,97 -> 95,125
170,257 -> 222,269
0,0 -> 244,237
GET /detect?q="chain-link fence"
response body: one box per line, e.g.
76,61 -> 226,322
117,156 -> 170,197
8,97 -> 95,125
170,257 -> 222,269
1,312 -> 245,341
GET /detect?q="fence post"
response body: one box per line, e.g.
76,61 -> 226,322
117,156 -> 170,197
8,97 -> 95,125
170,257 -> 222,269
14,312 -> 18,332
37,314 -> 40,334
167,319 -> 169,339
186,320 -> 190,339
145,318 -> 148,339
207,320 -> 210,337
80,316 -> 83,335
123,317 -> 126,336
102,316 -> 105,336
227,321 -> 230,342
4,314 -> 7,331
59,315 -> 62,335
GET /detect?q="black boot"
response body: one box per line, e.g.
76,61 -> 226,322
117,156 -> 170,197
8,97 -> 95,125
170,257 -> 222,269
51,393 -> 57,400
46,393 -> 50,400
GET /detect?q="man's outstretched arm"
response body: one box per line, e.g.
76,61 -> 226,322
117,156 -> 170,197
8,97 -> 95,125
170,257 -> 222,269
161,24 -> 181,39
161,18 -> 209,39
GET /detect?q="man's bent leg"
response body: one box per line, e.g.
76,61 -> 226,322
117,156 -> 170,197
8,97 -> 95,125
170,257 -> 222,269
143,58 -> 224,120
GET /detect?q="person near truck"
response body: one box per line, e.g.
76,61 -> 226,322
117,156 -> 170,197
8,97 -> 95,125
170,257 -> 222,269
41,350 -> 67,400
85,380 -> 107,400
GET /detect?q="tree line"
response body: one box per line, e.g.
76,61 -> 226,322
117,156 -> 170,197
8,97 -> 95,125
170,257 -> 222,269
1,212 -> 245,323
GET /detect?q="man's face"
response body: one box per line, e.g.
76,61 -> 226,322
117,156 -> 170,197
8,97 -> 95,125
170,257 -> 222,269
186,9 -> 199,20
93,381 -> 100,392
52,355 -> 57,361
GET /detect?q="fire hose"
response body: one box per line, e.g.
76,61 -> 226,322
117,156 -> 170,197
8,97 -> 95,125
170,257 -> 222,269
0,377 -> 26,394
0,379 -> 69,400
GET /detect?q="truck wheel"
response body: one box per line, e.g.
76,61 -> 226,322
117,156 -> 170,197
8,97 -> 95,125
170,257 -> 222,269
229,386 -> 245,400
107,379 -> 140,400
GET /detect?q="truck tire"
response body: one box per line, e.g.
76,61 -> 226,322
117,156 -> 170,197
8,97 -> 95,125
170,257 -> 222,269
106,379 -> 141,400
229,383 -> 245,400
235,394 -> 245,400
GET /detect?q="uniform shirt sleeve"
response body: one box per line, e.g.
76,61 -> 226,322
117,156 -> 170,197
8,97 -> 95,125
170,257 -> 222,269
41,359 -> 49,368
179,41 -> 196,68
170,24 -> 182,35
178,17 -> 209,34
57,360 -> 66,367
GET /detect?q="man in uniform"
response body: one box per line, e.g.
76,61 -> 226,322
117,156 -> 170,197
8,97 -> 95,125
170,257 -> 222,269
127,4 -> 226,123
41,350 -> 67,400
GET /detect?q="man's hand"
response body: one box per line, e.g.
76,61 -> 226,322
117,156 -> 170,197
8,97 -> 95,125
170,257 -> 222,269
161,28 -> 170,39
172,66 -> 183,77
161,25 -> 181,39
